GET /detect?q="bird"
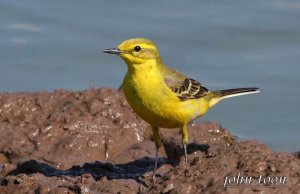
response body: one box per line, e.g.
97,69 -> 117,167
103,38 -> 259,179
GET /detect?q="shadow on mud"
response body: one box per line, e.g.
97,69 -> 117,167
5,157 -> 166,181
2,143 -> 209,182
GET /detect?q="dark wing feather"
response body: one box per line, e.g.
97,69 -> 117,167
161,66 -> 209,101
167,78 -> 209,100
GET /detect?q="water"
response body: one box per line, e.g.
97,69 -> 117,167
0,0 -> 299,152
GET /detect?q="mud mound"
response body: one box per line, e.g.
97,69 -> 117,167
0,88 -> 299,193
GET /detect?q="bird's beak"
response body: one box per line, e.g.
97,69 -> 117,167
103,48 -> 123,55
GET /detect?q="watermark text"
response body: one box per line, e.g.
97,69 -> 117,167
224,173 -> 286,188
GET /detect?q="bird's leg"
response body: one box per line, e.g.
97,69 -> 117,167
181,124 -> 189,163
153,147 -> 159,180
183,142 -> 187,162
151,126 -> 162,184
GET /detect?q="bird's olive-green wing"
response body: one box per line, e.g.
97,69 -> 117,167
162,67 -> 209,100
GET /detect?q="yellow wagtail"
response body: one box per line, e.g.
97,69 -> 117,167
103,38 -> 259,176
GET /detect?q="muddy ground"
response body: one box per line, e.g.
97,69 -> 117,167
0,87 -> 299,194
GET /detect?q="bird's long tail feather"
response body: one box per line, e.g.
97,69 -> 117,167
216,87 -> 260,99
207,87 -> 259,108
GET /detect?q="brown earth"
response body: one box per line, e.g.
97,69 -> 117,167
0,87 -> 299,194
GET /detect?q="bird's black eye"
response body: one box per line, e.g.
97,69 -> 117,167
134,46 -> 141,52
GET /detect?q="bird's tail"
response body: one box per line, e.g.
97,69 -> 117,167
215,87 -> 260,99
208,87 -> 260,108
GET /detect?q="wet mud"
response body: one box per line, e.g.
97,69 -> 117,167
0,87 -> 299,193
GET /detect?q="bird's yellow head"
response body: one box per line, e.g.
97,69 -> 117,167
103,38 -> 161,65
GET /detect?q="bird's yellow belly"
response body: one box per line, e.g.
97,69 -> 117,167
123,73 -> 202,128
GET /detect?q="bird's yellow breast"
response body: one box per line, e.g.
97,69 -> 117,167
122,61 -> 204,128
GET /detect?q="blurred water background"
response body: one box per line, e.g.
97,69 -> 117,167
0,0 -> 299,152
